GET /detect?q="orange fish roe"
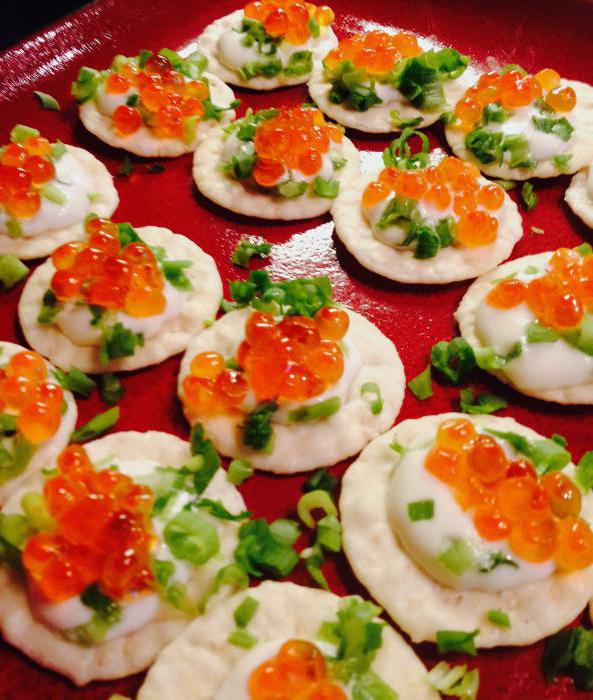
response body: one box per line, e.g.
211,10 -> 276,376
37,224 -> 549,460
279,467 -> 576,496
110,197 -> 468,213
49,217 -> 167,318
426,418 -> 593,568
105,53 -> 211,140
486,247 -> 593,332
0,135 -> 57,220
251,106 -> 342,185
22,444 -> 155,602
0,351 -> 63,445
182,306 -> 349,416
362,156 -> 503,248
249,640 -> 347,700
244,1 -> 335,45
454,67 -> 576,132
324,30 -> 422,76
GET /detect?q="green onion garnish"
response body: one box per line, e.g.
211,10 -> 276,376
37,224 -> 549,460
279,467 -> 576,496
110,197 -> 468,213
33,91 -> 61,111
407,499 -> 434,522
0,254 -> 28,289
360,382 -> 383,415
226,459 -> 253,485
487,609 -> 510,628
228,628 -> 258,649
407,364 -> 433,400
436,629 -> 479,656
233,596 -> 259,628
297,489 -> 337,529
70,406 -> 119,442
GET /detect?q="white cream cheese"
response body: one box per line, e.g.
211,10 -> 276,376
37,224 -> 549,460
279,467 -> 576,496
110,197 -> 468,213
0,152 -> 94,238
387,443 -> 555,592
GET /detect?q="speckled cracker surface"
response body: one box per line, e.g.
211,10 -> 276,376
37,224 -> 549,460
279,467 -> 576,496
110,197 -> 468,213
456,251 -> 593,404
138,581 -> 438,700
79,74 -> 235,157
445,80 -> 593,179
178,307 -> 405,473
18,225 -> 222,373
193,129 -> 359,220
565,167 -> 593,229
0,431 -> 246,685
0,342 -> 77,506
308,61 -> 471,133
0,146 -> 118,260
196,10 -> 338,90
332,172 -> 523,284
340,413 -> 593,647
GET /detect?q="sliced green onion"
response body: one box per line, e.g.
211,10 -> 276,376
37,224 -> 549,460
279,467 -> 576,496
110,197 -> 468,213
164,510 -> 220,565
33,91 -> 61,111
408,364 -> 433,400
269,518 -> 300,546
427,661 -> 479,699
51,141 -> 66,160
576,451 -> 593,492
352,671 -> 398,699
407,499 -> 434,522
459,388 -> 506,415
360,382 -> 383,415
100,373 -> 124,406
297,489 -> 337,528
190,424 -> 221,494
316,514 -> 341,552
0,254 -> 28,289
231,239 -> 271,268
226,459 -> 253,485
53,366 -> 96,397
438,538 -> 475,576
233,596 -> 259,628
487,609 -> 510,628
302,468 -> 338,495
10,124 -> 40,143
493,179 -> 516,190
521,181 -> 537,210
575,243 -> 593,257
21,491 -> 54,531
228,628 -> 258,648
196,562 -> 249,613
288,397 -> 341,423
70,406 -> 119,442
303,543 -> 329,590
6,219 -> 23,238
431,337 -> 476,384
0,513 -> 32,549
436,629 -> 479,656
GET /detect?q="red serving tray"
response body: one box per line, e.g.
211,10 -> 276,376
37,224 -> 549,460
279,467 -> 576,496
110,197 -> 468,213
1,0 -> 593,697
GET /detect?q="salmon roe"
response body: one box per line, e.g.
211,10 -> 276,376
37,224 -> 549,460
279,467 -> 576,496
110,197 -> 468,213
105,53 -> 211,140
0,351 -> 63,445
453,66 -> 576,132
324,30 -> 422,76
426,418 -> 593,569
49,217 -> 167,318
249,640 -> 347,700
486,247 -> 593,332
182,306 -> 349,416
22,444 -> 155,602
251,106 -> 342,185
244,1 -> 335,45
362,156 -> 503,248
0,132 -> 58,220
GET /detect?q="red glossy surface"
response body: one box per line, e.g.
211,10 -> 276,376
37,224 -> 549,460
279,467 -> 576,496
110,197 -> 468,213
1,0 -> 593,698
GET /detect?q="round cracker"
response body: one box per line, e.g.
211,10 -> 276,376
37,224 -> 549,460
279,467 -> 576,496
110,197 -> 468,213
0,430 -> 246,686
0,146 -> 118,260
178,307 -> 405,473
565,167 -> 593,229
195,10 -> 338,90
444,80 -> 593,180
0,341 -> 77,506
193,129 -> 359,220
18,226 -> 222,373
308,60 -> 471,133
138,580 -> 438,700
79,74 -> 236,158
333,171 -> 523,284
456,251 -> 593,404
341,412 -> 593,647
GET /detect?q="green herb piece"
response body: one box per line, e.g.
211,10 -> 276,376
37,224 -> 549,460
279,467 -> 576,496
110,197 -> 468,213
521,181 -> 537,210
70,407 -> 119,443
500,63 -> 527,75
0,436 -> 34,488
408,364 -> 433,400
503,133 -> 535,168
485,428 -> 571,475
202,97 -> 240,124
0,414 -> 17,434
10,124 -> 40,143
71,66 -> 101,103
240,58 -> 283,80
99,323 -> 144,364
526,321 -> 559,343
269,518 -> 300,546
542,627 -> 593,691
6,218 -> 23,238
438,538 -> 475,576
196,562 -> 249,613
427,661 -> 479,700
475,341 -> 523,370
390,109 -> 424,129
234,518 -> 300,578
118,156 -> 133,177
532,115 -> 574,142
158,48 -> 208,78
313,176 -> 340,199
359,382 -> 383,415
431,337 -> 476,384
407,499 -> 434,522
234,595 -> 259,628
483,102 -> 510,124
227,459 -> 253,485
479,551 -> 518,572
33,91 -> 60,111
302,543 -> 329,590
189,423 -> 221,494
493,178 -> 516,190
303,468 -> 338,495
459,388 -> 506,415
231,239 -> 272,268
284,50 -> 313,77
160,259 -> 194,292
575,243 -> 593,257
325,60 -> 382,111
552,153 -> 573,172
487,609 -> 510,627
81,583 -> 121,622
464,127 -> 503,164
243,401 -> 277,451
316,514 -> 341,553
63,583 -> 122,646
192,498 -> 251,521
41,183 -> 67,206
436,629 -> 479,656
297,489 -> 337,528
164,510 -> 220,565
21,491 -> 54,531
575,452 -> 593,492
52,367 -> 96,397
51,141 -> 66,160
99,373 -> 124,405
228,628 -> 258,648
0,254 -> 28,289
352,671 -> 398,700
383,127 -> 430,170
288,396 -> 341,423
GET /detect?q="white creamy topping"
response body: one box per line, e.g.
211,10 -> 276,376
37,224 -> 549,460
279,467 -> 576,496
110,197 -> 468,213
217,17 -> 335,75
0,152 -> 94,238
214,638 -> 352,700
488,104 -> 574,163
475,255 -> 593,391
388,442 -> 555,592
54,280 -> 185,346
